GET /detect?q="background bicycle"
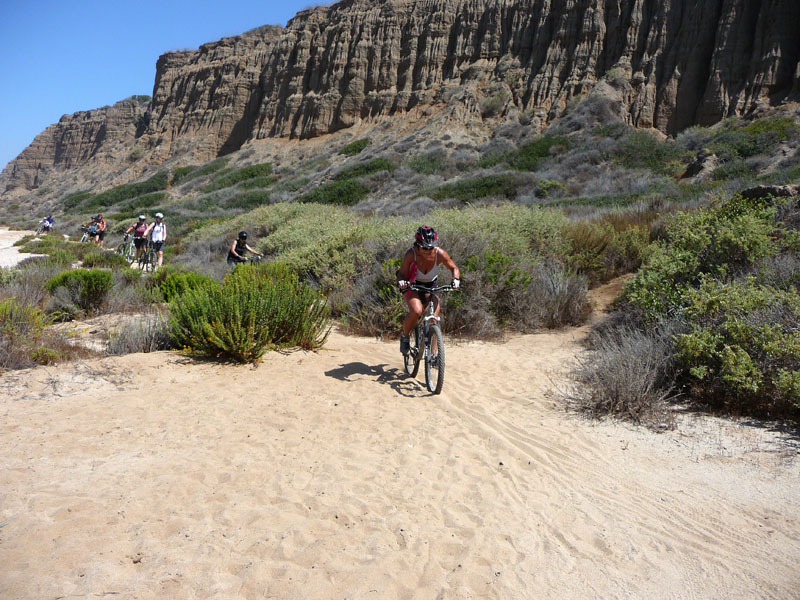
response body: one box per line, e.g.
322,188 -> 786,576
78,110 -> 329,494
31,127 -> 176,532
403,283 -> 459,394
115,234 -> 135,262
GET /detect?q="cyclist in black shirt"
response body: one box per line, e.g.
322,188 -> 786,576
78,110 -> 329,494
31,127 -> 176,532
227,230 -> 262,265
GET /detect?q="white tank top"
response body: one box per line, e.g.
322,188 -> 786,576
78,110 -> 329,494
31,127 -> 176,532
412,247 -> 439,283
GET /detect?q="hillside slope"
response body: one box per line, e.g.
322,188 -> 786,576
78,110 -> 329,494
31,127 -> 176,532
2,0 -> 799,197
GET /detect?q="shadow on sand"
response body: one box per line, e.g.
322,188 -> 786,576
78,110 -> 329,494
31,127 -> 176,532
324,362 -> 428,397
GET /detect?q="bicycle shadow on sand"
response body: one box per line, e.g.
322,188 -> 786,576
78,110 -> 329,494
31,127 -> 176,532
324,362 -> 428,397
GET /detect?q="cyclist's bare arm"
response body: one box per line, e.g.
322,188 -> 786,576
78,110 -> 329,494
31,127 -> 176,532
437,248 -> 460,280
396,248 -> 416,285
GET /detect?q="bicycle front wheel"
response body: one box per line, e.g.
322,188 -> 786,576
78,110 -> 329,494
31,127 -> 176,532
424,324 -> 445,394
404,324 -> 422,377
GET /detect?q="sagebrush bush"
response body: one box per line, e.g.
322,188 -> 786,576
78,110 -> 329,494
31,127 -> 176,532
46,268 -> 113,312
169,262 -> 330,362
566,321 -> 680,428
107,311 -> 173,355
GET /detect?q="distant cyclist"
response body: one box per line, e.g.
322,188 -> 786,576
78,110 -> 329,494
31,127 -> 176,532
396,226 -> 460,355
227,230 -> 262,265
38,215 -> 54,233
145,212 -> 167,268
93,213 -> 107,247
124,215 -> 149,261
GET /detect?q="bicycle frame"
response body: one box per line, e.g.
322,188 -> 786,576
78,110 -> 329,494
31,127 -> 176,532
404,283 -> 458,393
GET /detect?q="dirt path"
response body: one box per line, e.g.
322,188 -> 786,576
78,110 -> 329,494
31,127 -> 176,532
0,227 -> 39,267
1,280 -> 798,599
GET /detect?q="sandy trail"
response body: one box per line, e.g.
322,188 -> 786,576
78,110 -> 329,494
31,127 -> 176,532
0,228 -> 40,267
1,278 -> 799,598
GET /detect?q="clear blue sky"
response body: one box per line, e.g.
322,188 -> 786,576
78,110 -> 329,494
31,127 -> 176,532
0,1 -> 327,172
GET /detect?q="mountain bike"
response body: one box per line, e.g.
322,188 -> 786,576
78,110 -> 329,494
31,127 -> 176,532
403,283 -> 459,394
137,240 -> 158,272
115,234 -> 135,262
79,226 -> 96,243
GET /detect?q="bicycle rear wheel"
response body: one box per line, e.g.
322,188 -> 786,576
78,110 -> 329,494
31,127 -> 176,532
424,324 -> 445,394
146,249 -> 158,272
403,324 -> 422,377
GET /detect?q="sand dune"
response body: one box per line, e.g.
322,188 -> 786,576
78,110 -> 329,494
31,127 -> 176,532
0,236 -> 798,598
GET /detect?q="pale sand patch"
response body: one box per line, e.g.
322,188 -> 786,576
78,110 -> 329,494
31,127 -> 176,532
0,228 -> 43,267
0,283 -> 798,599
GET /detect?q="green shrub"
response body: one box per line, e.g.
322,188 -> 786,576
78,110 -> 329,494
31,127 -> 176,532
225,190 -> 272,210
63,190 -> 93,210
613,130 -> 688,175
339,138 -> 369,156
298,179 -> 370,206
406,153 -> 447,174
172,166 -> 197,186
565,221 -> 650,284
238,175 -> 277,190
430,174 -> 519,202
0,298 -> 54,369
709,116 -> 797,162
46,268 -> 114,312
81,251 -> 131,270
508,135 -> 568,171
159,271 -> 216,302
168,262 -> 330,362
78,171 -> 170,212
203,162 -> 273,192
625,195 -> 778,319
675,277 -> 800,415
334,158 -> 394,181
117,191 -> 167,213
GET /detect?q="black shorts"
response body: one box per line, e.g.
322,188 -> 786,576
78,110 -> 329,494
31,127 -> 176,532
133,237 -> 146,249
96,230 -> 106,241
227,252 -> 246,265
152,241 -> 165,252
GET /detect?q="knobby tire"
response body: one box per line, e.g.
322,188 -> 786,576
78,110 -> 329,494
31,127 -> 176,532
425,324 -> 445,394
404,324 -> 422,377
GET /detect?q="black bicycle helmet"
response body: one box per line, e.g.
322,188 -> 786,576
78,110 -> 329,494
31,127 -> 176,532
415,225 -> 438,249
238,230 -> 247,240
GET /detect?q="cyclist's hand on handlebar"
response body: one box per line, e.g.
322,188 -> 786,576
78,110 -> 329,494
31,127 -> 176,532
397,279 -> 409,290
452,278 -> 460,290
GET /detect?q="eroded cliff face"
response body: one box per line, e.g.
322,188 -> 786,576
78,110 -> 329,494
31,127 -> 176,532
3,0 -> 799,194
3,99 -> 147,192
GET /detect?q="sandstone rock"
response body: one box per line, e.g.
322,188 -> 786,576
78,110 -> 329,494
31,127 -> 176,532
682,150 -> 720,183
739,184 -> 800,199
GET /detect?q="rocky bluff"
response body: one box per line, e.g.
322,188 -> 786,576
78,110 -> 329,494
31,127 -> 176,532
4,0 -> 799,193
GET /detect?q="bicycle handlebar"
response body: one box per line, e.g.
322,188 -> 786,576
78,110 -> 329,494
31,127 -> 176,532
405,284 -> 460,293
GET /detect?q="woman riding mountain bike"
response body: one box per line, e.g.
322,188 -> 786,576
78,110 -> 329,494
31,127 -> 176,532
227,230 -> 262,265
396,226 -> 460,355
